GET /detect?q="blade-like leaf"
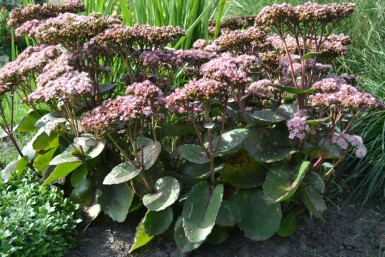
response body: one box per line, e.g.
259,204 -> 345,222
129,218 -> 154,253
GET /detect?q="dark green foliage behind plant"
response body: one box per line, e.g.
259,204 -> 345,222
0,170 -> 81,257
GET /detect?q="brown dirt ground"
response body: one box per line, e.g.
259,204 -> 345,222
66,200 -> 385,257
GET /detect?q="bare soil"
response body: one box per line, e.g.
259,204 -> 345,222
67,201 -> 385,257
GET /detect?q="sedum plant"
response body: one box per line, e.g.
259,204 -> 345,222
0,0 -> 384,253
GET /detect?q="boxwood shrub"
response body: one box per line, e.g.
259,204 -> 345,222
0,171 -> 81,257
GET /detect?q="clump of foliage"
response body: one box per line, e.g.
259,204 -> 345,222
0,0 -> 384,253
0,169 -> 81,257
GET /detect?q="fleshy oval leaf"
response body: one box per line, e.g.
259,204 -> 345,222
182,182 -> 223,243
103,162 -> 142,185
143,176 -> 180,211
178,144 -> 210,164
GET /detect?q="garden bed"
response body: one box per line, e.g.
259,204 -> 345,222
67,201 -> 385,257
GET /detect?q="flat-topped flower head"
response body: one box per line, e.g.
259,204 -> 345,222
81,89 -> 164,136
176,49 -> 216,66
247,79 -> 278,98
125,80 -> 164,102
214,26 -> 270,53
255,2 -> 355,27
0,45 -> 61,94
200,54 -> 260,86
139,49 -> 183,69
34,13 -> 121,49
255,3 -> 298,26
165,88 -> 202,115
28,70 -> 93,103
311,77 -> 346,93
296,2 -> 355,23
8,0 -> 85,27
92,24 -> 185,52
183,78 -> 230,102
311,81 -> 384,110
268,34 -> 351,59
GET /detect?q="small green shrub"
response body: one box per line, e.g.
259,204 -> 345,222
0,170 -> 81,257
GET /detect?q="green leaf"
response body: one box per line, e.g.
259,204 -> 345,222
71,165 -> 89,188
49,152 -> 82,165
206,226 -> 229,245
182,182 -> 223,243
103,162 -> 142,185
276,103 -> 297,119
43,162 -> 82,185
300,185 -> 327,219
179,160 -> 224,179
128,218 -> 154,253
213,128 -> 249,156
140,141 -> 162,170
277,211 -> 298,237
270,84 -> 315,94
220,152 -> 266,188
263,161 -> 310,204
33,132 -> 59,151
1,160 -> 18,182
216,200 -> 241,227
229,189 -> 282,241
307,172 -> 325,193
178,144 -> 210,164
135,137 -> 154,146
33,148 -> 57,174
17,109 -> 49,132
22,127 -> 45,161
143,176 -> 180,211
143,207 -> 173,236
244,126 -> 295,163
85,139 -> 106,159
99,183 -> 134,222
302,52 -> 319,59
174,216 -> 203,253
69,177 -> 95,206
1,157 -> 29,181
306,117 -> 329,126
251,110 -> 287,123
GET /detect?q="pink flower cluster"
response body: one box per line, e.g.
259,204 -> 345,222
247,79 -> 277,98
7,0 -> 85,27
0,45 -> 61,94
287,116 -> 309,140
255,2 -> 355,26
200,54 -> 260,86
33,13 -> 121,49
214,27 -> 270,53
332,134 -> 367,158
28,70 -> 93,103
81,81 -> 164,135
139,49 -> 182,68
81,81 -> 164,136
311,77 -> 384,110
93,24 -> 185,51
